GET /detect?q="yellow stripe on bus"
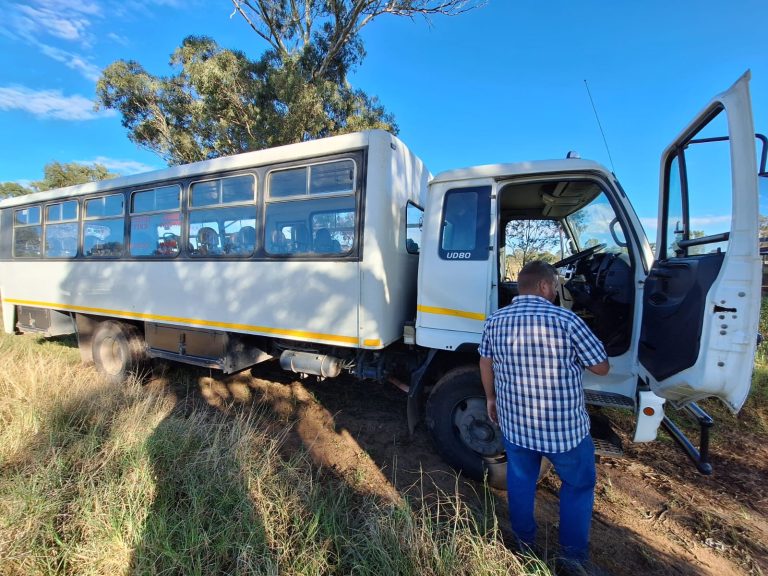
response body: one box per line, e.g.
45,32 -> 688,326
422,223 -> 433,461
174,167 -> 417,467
4,298 -> 359,344
417,304 -> 486,321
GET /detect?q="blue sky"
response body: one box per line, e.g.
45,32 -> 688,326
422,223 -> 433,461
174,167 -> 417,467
0,0 -> 766,236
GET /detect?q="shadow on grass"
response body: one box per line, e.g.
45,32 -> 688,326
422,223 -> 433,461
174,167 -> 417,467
133,363 -> 530,575
146,361 -> 745,576
131,400 -> 270,574
34,333 -> 78,348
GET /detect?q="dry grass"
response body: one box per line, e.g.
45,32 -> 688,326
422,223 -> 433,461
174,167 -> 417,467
0,331 -> 545,576
6,298 -> 766,576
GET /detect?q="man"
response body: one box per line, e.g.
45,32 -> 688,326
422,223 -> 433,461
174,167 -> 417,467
478,260 -> 609,566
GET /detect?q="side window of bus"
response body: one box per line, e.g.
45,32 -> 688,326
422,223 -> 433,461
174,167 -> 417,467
265,160 -> 356,256
84,194 -> 125,257
406,201 -> 423,254
45,200 -> 79,258
13,206 -> 42,258
130,185 -> 181,257
188,175 -> 256,257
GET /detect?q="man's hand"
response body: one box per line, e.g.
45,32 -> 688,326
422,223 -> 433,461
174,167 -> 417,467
479,356 -> 497,424
587,359 -> 610,376
487,397 -> 498,424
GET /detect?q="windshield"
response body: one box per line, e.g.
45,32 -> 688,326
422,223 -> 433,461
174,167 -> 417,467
565,192 -> 627,254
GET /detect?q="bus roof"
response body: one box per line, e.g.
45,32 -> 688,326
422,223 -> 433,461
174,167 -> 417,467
0,130 -> 399,208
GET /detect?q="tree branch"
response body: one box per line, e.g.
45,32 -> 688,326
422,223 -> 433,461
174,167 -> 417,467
232,0 -> 484,80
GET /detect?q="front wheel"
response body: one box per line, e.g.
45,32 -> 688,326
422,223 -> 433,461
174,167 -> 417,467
92,320 -> 148,384
426,366 -> 508,489
426,365 -> 551,489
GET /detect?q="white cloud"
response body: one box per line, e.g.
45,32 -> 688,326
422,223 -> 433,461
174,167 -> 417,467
16,4 -> 94,44
690,214 -> 732,228
77,156 -> 159,175
36,0 -> 103,16
6,1 -> 105,81
107,32 -> 129,46
5,0 -> 189,84
638,215 -> 732,242
0,86 -> 114,120
38,44 -> 102,82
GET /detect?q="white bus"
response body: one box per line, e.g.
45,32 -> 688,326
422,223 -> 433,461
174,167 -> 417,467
1,73 -> 764,486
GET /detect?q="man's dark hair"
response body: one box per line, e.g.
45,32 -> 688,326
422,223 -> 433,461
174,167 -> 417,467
518,260 -> 557,293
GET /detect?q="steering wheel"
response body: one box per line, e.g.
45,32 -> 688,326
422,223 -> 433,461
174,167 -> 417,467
554,243 -> 606,268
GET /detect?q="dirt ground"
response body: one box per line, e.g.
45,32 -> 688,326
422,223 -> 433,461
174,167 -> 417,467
157,361 -> 768,576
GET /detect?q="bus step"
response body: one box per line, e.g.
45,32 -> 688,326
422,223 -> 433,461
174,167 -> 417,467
585,389 -> 634,410
590,412 -> 624,459
594,437 -> 624,458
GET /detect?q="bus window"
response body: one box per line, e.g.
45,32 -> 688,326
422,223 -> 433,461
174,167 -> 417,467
45,200 -> 79,258
269,159 -> 355,199
191,174 -> 255,206
130,185 -> 181,257
270,167 -> 308,198
265,196 -> 355,255
265,159 -> 357,256
310,160 -> 355,195
84,194 -> 125,258
189,175 -> 256,256
406,202 -> 423,254
13,206 -> 42,258
188,207 -> 256,256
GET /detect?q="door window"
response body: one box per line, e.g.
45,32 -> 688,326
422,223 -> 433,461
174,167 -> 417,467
502,219 -> 563,280
439,186 -> 491,260
662,109 -> 732,258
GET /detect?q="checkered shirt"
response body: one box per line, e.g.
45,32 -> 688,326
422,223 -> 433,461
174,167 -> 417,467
479,295 -> 607,453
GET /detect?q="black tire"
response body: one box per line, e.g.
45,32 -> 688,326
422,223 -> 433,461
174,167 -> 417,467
426,365 -> 551,490
426,365 -> 507,488
92,320 -> 148,384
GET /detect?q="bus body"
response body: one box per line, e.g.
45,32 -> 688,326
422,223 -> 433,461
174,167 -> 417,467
0,131 -> 428,373
0,73 -> 763,485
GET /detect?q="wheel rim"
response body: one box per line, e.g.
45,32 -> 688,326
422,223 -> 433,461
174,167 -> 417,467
452,396 -> 505,457
99,335 -> 125,376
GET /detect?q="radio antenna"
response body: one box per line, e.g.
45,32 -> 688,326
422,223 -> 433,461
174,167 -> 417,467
584,79 -> 616,174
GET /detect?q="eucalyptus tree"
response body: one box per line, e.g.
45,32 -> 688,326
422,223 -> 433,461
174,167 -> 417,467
96,0 -> 483,165
31,162 -> 118,192
0,162 -> 117,198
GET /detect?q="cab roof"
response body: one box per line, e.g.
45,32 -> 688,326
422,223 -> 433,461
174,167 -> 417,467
430,158 -> 613,185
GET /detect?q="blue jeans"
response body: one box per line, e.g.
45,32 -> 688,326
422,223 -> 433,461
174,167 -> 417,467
503,434 -> 596,561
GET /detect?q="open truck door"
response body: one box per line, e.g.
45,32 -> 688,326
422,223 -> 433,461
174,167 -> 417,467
639,72 -> 761,424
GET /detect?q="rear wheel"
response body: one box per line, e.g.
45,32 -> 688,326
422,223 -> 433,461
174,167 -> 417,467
92,320 -> 148,384
426,365 -> 551,489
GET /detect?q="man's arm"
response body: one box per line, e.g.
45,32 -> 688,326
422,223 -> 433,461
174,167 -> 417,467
587,359 -> 610,376
479,356 -> 498,423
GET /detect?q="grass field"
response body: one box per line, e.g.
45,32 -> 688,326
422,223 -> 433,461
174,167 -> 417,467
0,332 -> 546,576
